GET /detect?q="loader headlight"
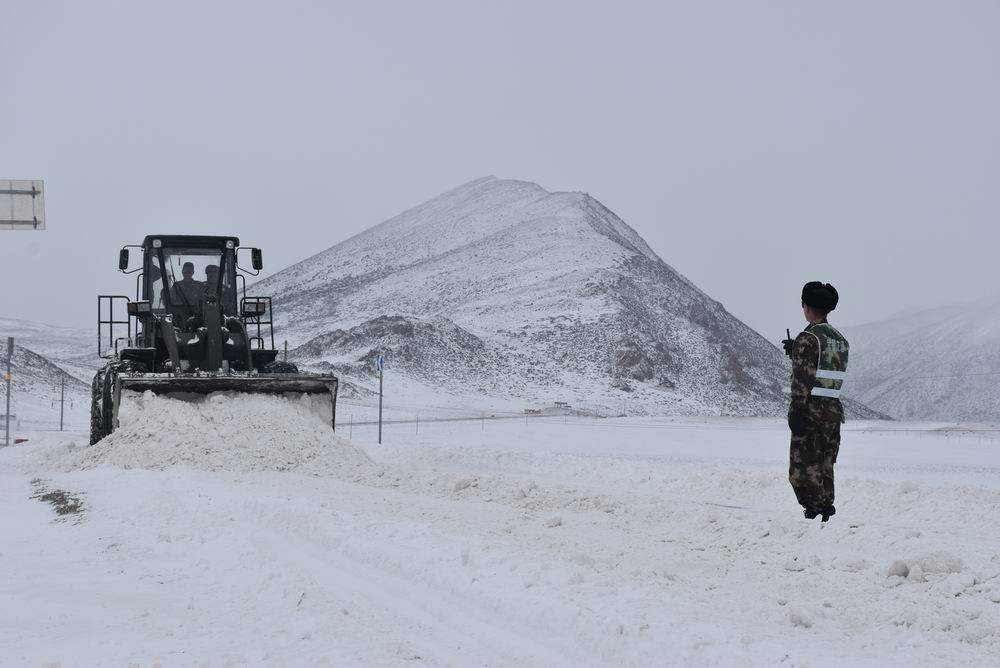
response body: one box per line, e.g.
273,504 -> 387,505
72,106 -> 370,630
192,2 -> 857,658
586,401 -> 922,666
127,301 -> 152,316
241,301 -> 267,317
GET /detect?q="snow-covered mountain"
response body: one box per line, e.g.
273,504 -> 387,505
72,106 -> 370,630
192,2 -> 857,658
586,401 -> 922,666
0,342 -> 89,428
257,176 -> 872,417
842,300 -> 1000,421
0,318 -> 97,429
0,318 -> 100,383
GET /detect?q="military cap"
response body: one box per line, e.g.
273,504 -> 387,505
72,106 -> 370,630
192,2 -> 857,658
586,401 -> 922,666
802,281 -> 839,311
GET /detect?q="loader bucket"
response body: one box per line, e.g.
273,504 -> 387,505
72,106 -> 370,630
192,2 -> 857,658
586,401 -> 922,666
119,374 -> 338,397
114,373 -> 339,430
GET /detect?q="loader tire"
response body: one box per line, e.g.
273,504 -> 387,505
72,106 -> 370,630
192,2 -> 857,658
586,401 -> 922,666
89,369 -> 106,446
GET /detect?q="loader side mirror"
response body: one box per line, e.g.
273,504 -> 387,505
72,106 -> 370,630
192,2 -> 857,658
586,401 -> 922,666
251,248 -> 263,271
119,248 -> 130,272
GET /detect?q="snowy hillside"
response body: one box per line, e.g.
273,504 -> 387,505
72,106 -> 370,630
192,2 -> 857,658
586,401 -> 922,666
0,343 -> 89,429
842,299 -> 1000,421
0,317 -> 100,383
0,318 -> 98,430
256,177 -> 822,417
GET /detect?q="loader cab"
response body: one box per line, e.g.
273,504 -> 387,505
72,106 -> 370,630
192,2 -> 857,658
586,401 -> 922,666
141,235 -> 239,321
101,234 -> 279,374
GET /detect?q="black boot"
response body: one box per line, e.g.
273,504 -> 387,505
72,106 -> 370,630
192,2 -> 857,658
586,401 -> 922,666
821,505 -> 836,522
803,507 -> 820,520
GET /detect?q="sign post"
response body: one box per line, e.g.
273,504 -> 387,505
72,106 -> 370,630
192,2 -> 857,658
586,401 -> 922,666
376,354 -> 385,444
59,376 -> 65,431
4,337 -> 12,447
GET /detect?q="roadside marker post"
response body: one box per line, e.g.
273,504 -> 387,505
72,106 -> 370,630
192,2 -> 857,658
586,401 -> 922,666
376,354 -> 385,444
4,337 -> 12,447
59,376 -> 65,431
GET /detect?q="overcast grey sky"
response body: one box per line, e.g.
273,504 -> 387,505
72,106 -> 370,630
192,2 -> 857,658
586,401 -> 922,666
1,0 -> 997,340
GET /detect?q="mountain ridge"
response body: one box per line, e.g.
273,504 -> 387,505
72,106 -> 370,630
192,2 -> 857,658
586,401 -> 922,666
842,300 -> 1000,420
256,176 -> 868,417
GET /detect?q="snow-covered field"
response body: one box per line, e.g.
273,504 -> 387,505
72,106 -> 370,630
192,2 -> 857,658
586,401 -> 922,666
1,394 -> 999,666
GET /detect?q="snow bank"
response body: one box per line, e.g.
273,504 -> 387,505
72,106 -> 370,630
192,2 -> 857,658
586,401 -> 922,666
64,391 -> 373,474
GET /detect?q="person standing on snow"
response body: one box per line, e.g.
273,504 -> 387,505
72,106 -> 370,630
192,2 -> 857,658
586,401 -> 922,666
782,281 -> 849,522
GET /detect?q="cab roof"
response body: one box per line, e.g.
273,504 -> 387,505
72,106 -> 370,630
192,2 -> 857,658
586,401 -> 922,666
141,235 -> 241,249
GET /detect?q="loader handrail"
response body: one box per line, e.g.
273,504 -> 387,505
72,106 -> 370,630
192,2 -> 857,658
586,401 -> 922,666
240,296 -> 274,350
97,295 -> 132,359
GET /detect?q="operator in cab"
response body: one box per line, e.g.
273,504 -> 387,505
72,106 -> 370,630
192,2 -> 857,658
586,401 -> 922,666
171,261 -> 205,307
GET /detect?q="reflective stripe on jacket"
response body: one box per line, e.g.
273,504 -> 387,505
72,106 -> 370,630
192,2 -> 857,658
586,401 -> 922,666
804,323 -> 849,399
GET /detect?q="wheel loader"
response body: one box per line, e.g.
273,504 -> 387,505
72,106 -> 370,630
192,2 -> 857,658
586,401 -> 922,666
90,234 -> 337,445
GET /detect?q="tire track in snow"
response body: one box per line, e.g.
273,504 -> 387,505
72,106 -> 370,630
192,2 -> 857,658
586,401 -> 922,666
220,480 -> 598,667
252,518 -> 586,666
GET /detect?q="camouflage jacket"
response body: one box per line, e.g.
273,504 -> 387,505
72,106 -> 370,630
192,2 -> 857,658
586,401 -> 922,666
789,322 -> 848,425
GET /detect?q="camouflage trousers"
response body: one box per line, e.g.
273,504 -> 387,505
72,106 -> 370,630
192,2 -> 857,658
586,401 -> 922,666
788,405 -> 842,513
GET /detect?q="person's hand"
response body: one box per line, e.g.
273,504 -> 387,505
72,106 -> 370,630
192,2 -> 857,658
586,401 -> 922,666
782,338 -> 795,357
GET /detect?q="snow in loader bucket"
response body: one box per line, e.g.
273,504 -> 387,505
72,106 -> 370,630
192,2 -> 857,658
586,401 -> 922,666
118,374 -> 339,427
89,370 -> 341,445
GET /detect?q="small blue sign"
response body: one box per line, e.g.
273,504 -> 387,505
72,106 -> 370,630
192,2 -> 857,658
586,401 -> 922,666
375,354 -> 385,372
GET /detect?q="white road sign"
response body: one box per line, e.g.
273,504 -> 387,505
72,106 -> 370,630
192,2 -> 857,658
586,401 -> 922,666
1,180 -> 46,230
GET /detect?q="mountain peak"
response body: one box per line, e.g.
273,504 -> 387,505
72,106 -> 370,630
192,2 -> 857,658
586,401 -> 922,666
253,177 -> 811,416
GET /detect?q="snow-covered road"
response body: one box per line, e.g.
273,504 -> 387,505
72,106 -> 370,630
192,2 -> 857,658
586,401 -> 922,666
1,397 -> 998,666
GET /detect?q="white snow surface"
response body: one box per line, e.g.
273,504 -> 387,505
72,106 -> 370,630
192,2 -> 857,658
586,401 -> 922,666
63,391 -> 369,474
2,393 -> 999,666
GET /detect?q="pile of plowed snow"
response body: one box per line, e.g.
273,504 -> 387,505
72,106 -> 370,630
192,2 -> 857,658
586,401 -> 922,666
65,391 -> 374,474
